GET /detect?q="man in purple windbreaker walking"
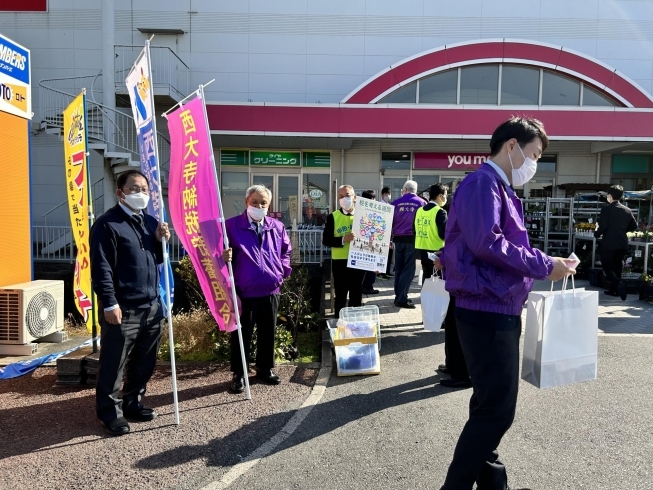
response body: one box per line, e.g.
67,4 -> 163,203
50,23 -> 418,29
222,184 -> 292,394
437,117 -> 576,490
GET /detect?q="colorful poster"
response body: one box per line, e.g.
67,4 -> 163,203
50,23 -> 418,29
347,197 -> 394,272
63,93 -> 93,330
167,97 -> 240,331
125,47 -> 174,313
0,33 -> 31,120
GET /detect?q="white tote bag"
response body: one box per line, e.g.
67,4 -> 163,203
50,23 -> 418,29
522,278 -> 599,389
420,275 -> 450,332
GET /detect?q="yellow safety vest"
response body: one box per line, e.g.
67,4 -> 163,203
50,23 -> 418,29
332,210 -> 354,260
415,205 -> 444,251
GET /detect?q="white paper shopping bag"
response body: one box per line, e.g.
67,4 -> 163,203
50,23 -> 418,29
522,283 -> 599,389
420,275 -> 449,332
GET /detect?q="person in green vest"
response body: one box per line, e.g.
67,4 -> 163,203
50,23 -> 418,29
414,183 -> 448,280
322,185 -> 366,317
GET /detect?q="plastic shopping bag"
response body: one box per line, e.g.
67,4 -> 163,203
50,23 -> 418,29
522,277 -> 598,389
420,275 -> 449,332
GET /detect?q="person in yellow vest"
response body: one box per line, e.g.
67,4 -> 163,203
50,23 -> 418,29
322,185 -> 366,317
414,183 -> 448,280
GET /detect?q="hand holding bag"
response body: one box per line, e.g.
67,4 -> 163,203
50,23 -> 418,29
522,275 -> 599,389
420,273 -> 450,332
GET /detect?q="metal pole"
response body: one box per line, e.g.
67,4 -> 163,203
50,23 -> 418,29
198,83 -> 251,400
82,89 -> 99,354
146,40 -> 180,425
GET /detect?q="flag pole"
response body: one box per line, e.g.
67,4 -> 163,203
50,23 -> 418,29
81,88 -> 98,353
197,83 -> 251,400
145,39 -> 180,424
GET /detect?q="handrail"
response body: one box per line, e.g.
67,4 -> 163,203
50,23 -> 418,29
114,44 -> 190,70
42,178 -> 106,226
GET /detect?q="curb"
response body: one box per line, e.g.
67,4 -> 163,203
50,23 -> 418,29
200,330 -> 333,490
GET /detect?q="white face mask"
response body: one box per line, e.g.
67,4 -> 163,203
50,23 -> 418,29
382,195 -> 391,203
439,196 -> 447,207
339,197 -> 353,210
122,192 -> 150,210
509,145 -> 537,187
247,205 -> 267,221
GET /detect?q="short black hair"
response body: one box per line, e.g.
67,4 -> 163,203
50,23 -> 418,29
362,189 -> 376,200
489,116 -> 549,157
117,170 -> 149,190
428,183 -> 448,199
608,184 -> 624,201
381,187 -> 391,195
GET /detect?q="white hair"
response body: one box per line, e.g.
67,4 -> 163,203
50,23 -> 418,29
338,184 -> 354,193
245,184 -> 273,202
403,180 -> 417,193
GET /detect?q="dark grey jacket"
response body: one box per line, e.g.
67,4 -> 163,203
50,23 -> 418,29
594,201 -> 638,250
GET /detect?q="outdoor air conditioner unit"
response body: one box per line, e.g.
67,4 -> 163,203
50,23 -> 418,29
0,280 -> 64,344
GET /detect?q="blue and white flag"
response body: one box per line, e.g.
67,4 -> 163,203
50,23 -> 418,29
126,47 -> 174,314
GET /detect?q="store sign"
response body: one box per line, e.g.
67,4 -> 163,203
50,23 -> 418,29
0,0 -> 47,11
220,149 -> 248,166
304,151 -> 331,168
309,189 -> 323,199
0,33 -> 31,120
414,152 -> 489,170
250,151 -> 300,166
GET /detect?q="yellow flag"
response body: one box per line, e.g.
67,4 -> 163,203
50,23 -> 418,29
63,93 -> 94,332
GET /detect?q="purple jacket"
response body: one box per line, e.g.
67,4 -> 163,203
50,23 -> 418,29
442,164 -> 554,316
225,212 -> 292,298
392,193 -> 426,238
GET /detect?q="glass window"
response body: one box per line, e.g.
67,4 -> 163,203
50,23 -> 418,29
419,70 -> 457,104
381,152 -> 411,170
501,66 -> 540,105
413,174 -> 439,199
460,65 -> 499,104
582,85 -> 617,106
278,175 -> 299,228
221,172 -> 249,220
537,155 -> 557,173
303,173 -> 331,226
382,177 -> 408,203
542,71 -> 580,105
378,82 -> 417,103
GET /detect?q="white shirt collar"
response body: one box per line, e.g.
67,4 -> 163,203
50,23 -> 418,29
247,213 -> 264,227
485,159 -> 511,187
119,202 -> 143,217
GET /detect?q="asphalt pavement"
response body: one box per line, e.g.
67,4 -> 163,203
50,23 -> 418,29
215,276 -> 653,490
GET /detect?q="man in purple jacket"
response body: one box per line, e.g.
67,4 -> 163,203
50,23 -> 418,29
222,185 -> 292,393
391,180 -> 426,308
438,117 -> 575,490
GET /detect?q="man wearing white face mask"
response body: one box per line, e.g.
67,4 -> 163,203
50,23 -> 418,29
322,185 -> 366,317
437,117 -> 576,490
90,170 -> 170,436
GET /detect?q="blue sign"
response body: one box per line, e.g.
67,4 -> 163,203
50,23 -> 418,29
0,34 -> 29,84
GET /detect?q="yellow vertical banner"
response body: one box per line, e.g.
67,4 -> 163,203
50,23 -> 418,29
63,93 -> 94,331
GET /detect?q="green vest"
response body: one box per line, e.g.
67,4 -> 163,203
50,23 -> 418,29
415,205 -> 445,251
332,210 -> 354,260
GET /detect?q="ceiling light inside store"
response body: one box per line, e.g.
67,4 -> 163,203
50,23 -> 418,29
402,154 -> 408,157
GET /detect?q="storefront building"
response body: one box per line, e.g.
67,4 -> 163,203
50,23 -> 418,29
2,2 -> 653,227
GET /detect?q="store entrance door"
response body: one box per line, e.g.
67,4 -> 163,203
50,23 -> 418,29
252,173 -> 300,227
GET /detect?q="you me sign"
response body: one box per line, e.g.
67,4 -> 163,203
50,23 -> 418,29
414,152 -> 489,170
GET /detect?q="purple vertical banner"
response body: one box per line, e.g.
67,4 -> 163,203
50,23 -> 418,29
167,97 -> 240,331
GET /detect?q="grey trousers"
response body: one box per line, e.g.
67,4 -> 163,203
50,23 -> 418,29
96,300 -> 164,422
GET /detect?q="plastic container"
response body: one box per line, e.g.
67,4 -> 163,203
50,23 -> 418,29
339,305 -> 381,351
329,305 -> 382,376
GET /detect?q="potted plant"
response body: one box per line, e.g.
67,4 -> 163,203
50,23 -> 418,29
639,273 -> 653,302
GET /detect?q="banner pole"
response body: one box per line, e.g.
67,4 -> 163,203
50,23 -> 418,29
145,39 -> 180,424
81,89 -> 98,354
198,84 -> 251,400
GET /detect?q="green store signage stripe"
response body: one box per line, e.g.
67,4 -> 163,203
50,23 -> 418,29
220,149 -> 248,166
304,152 -> 331,168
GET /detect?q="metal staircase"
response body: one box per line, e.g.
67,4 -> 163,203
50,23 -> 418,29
38,73 -> 171,179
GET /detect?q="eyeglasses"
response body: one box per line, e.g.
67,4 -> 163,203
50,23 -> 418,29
123,186 -> 149,193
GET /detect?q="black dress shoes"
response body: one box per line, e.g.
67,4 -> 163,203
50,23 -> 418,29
123,406 -> 157,422
395,302 -> 416,309
437,364 -> 450,374
230,373 -> 245,393
363,289 -> 380,294
256,369 -> 281,385
440,378 -> 472,389
100,417 -> 130,437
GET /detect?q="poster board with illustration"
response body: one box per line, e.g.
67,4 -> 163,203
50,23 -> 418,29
347,197 -> 394,272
